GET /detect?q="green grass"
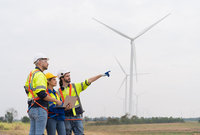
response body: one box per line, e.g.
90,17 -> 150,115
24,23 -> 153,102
0,122 -> 29,135
84,122 -> 200,135
1,122 -> 200,135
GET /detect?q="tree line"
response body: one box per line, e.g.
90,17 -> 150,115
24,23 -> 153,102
1,108 -> 197,125
0,108 -> 30,123
84,114 -> 185,125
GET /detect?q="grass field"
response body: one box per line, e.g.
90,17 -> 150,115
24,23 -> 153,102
1,122 -> 200,135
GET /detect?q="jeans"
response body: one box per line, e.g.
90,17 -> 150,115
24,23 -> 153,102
46,118 -> 66,135
64,116 -> 84,135
28,107 -> 47,135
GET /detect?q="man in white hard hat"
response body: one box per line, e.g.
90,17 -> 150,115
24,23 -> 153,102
57,69 -> 111,135
24,53 -> 62,135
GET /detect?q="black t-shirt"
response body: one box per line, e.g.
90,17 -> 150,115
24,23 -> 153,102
28,90 -> 48,108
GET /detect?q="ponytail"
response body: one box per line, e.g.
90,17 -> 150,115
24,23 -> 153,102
59,77 -> 64,90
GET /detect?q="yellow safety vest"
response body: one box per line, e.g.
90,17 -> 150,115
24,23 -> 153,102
46,89 -> 61,107
24,69 -> 47,101
58,79 -> 90,116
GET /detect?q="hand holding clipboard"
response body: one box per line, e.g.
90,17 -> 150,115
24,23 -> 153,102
63,96 -> 78,110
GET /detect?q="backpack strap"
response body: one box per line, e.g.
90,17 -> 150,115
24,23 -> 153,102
71,83 -> 84,116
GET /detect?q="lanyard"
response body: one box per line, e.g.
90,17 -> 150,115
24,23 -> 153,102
69,84 -> 72,96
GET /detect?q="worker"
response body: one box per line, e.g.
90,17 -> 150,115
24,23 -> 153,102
45,72 -> 72,135
24,53 -> 62,135
57,69 -> 111,135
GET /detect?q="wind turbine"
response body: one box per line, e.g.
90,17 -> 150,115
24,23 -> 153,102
93,13 -> 170,115
115,57 -> 129,113
115,57 -> 151,114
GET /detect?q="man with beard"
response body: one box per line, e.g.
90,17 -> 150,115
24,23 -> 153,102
57,70 -> 110,135
24,53 -> 62,135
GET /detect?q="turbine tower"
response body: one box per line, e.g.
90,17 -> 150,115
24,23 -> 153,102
133,92 -> 146,116
93,14 -> 170,115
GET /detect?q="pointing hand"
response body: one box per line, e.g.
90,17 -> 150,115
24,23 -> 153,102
103,71 -> 111,77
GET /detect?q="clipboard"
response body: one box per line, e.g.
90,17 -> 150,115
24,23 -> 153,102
54,96 -> 77,109
63,96 -> 77,108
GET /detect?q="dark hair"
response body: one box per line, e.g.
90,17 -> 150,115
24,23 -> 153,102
59,77 -> 64,90
47,78 -> 53,86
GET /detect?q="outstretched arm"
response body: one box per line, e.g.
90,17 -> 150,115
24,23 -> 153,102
88,71 -> 111,84
88,74 -> 103,84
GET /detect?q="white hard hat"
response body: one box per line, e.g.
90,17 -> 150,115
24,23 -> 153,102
33,53 -> 49,64
57,69 -> 70,78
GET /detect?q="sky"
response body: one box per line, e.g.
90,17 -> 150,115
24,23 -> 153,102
0,0 -> 200,119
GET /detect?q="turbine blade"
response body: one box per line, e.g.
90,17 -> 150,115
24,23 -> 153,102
116,77 -> 126,95
133,13 -> 171,40
115,57 -> 127,75
92,18 -> 133,40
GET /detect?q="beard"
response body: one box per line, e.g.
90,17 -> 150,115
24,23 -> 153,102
43,66 -> 48,70
42,65 -> 48,70
64,78 -> 71,83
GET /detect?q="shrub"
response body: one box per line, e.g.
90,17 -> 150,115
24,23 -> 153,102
21,116 -> 30,123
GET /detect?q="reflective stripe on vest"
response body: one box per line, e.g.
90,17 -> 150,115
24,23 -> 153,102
81,82 -> 84,91
25,85 -> 46,92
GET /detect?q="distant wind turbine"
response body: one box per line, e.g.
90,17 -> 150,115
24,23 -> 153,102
115,57 -> 129,113
133,92 -> 146,116
93,13 -> 170,115
115,57 -> 150,114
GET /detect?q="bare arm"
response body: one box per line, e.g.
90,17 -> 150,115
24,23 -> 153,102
43,95 -> 62,105
88,74 -> 103,84
88,71 -> 111,84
